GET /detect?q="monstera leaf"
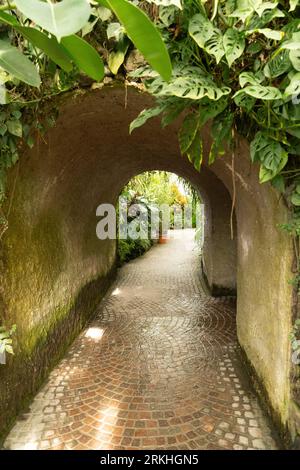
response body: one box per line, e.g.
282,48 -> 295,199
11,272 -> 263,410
290,49 -> 300,71
246,28 -> 284,40
289,0 -> 299,11
179,113 -> 199,154
250,131 -> 288,182
234,91 -> 256,111
239,71 -> 264,87
147,65 -> 231,100
187,133 -> 203,171
239,84 -> 282,100
189,14 -> 214,49
223,28 -> 245,67
285,72 -> 300,96
204,30 -> 225,64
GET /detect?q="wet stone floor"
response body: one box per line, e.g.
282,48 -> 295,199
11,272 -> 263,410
4,230 -> 278,450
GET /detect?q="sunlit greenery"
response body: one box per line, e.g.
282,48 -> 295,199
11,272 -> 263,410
117,171 -> 196,263
0,324 -> 16,357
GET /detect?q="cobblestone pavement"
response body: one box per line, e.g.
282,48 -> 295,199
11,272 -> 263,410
4,230 -> 278,450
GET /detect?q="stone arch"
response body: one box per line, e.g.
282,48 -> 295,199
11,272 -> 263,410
0,85 -> 296,445
113,164 -> 236,296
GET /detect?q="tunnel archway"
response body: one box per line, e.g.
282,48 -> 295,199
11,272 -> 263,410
0,85 -> 295,444
113,167 -> 236,296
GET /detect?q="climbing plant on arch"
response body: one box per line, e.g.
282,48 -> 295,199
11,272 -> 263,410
130,1 -> 300,205
128,0 -> 300,363
0,0 -> 299,208
0,0 -> 171,207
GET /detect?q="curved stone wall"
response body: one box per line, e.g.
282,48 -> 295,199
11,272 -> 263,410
0,85 -> 296,445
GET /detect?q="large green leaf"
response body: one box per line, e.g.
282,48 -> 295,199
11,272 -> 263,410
254,1 -> 279,17
290,49 -> 300,71
248,7 -> 285,29
0,11 -> 72,71
250,131 -> 288,182
246,28 -> 285,41
231,1 -> 281,24
159,6 -> 178,27
285,72 -> 300,96
105,0 -> 172,81
188,14 -> 214,49
281,32 -> 300,50
20,28 -> 73,72
239,71 -> 263,87
241,84 -> 282,100
204,30 -> 225,64
148,65 -> 231,100
130,106 -> 164,134
14,0 -> 91,41
289,0 -> 299,11
0,11 -> 19,27
161,98 -> 186,127
165,76 -> 231,100
230,8 -> 253,23
209,112 -> 233,164
0,39 -> 40,87
223,28 -> 245,67
61,36 -> 104,81
187,133 -> 203,172
199,96 -> 229,126
179,113 -> 199,154
234,90 -> 256,111
259,158 -> 288,183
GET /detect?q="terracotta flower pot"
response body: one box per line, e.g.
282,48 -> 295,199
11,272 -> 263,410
159,234 -> 169,244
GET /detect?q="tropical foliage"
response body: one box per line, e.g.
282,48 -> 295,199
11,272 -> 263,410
0,0 -> 173,357
0,0 -> 172,206
0,324 -> 16,357
117,171 -> 195,263
0,1 -> 299,217
130,0 -> 300,218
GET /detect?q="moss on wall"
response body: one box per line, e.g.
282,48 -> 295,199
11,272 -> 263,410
0,268 -> 116,445
31,210 -> 66,285
0,85 -> 297,447
0,121 -> 118,442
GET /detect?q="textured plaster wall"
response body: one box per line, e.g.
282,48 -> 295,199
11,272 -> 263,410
0,85 -> 296,444
210,138 -> 294,440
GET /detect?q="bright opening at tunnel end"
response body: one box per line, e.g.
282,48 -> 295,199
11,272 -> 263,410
96,198 -> 205,241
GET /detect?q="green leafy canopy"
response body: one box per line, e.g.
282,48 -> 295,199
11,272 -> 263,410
129,0 -> 300,199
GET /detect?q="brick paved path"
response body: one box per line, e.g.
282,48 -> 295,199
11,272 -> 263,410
4,230 -> 278,450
